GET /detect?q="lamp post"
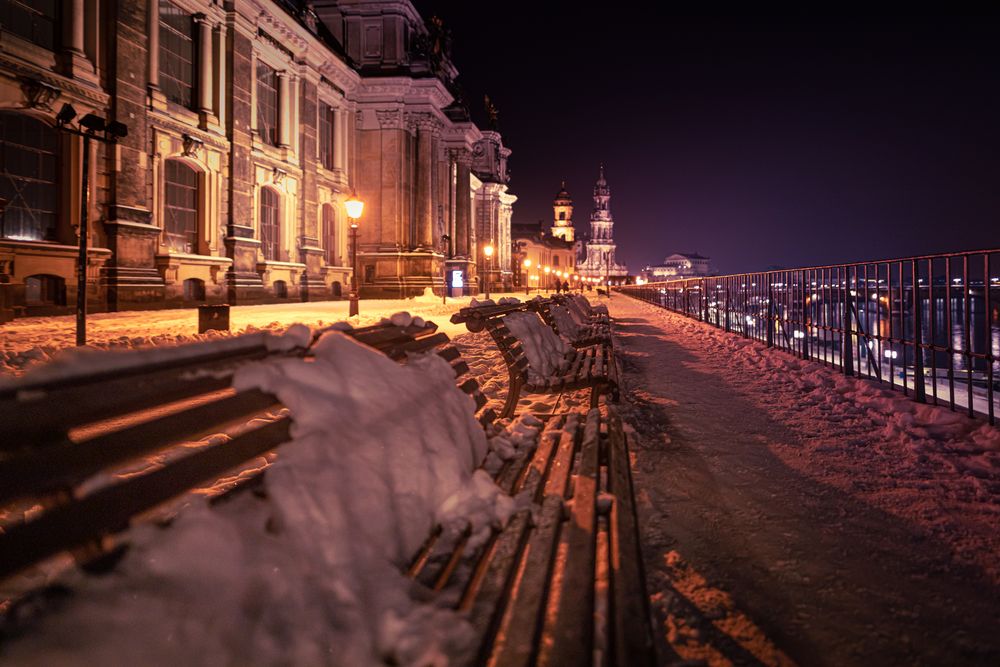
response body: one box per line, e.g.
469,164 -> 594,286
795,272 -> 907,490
441,233 -> 450,305
345,192 -> 364,317
544,265 -> 551,293
483,244 -> 494,300
56,104 -> 128,346
523,258 -> 531,295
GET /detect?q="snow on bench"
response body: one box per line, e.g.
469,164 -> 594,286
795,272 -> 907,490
0,314 -> 653,665
451,300 -> 619,418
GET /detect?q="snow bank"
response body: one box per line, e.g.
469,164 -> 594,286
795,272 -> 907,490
503,311 -> 571,382
3,332 -> 522,666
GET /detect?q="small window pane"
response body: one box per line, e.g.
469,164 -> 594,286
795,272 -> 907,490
257,63 -> 279,147
260,187 -> 280,260
0,112 -> 59,242
164,160 -> 199,253
159,1 -> 194,108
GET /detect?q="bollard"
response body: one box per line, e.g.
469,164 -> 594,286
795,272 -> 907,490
198,304 -> 230,333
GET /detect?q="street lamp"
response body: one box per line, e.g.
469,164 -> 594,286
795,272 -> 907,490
523,258 -> 532,295
345,191 -> 364,317
483,244 -> 494,300
56,104 -> 128,346
544,265 -> 551,293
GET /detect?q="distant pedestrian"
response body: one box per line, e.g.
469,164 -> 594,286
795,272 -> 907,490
555,281 -> 562,294
562,280 -> 570,293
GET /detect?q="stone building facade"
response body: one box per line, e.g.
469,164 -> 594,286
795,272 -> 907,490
0,0 -> 508,319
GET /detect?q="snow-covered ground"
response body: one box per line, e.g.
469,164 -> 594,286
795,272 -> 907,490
0,291 -> 526,376
611,295 -> 1000,665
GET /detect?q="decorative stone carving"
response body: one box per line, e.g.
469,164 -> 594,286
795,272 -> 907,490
375,109 -> 403,129
182,133 -> 204,158
273,167 -> 287,185
20,77 -> 60,110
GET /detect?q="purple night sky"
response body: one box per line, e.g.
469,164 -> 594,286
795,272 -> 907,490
416,6 -> 1000,274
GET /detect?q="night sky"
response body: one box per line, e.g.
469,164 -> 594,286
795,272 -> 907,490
414,5 -> 1000,274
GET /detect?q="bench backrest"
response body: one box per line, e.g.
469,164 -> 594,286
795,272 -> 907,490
0,321 -> 491,583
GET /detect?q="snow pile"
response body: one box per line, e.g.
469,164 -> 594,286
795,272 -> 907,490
503,311 -> 571,382
549,304 -> 582,339
3,331 -> 518,666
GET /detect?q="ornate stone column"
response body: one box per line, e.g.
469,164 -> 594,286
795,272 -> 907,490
454,149 -> 472,258
277,71 -> 290,148
415,116 -> 437,249
146,0 -> 159,92
195,14 -> 214,117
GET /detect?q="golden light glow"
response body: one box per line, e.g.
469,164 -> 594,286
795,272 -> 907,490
344,195 -> 364,220
523,258 -> 532,268
484,245 -> 494,258
544,266 -> 551,274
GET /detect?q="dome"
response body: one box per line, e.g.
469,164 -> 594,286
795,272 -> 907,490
554,180 -> 572,204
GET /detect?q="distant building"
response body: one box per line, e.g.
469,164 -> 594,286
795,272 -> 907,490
512,216 -> 576,291
642,253 -> 712,280
550,182 -> 574,242
576,165 -> 627,282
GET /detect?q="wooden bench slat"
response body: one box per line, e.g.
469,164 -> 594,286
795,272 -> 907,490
0,389 -> 280,504
538,409 -> 600,666
463,511 -> 533,665
488,494 -> 564,667
607,412 -> 656,667
0,416 -> 291,581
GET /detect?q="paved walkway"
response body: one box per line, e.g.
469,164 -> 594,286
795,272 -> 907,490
607,295 -> 1000,666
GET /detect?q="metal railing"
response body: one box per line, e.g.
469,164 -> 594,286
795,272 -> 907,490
619,249 -> 1000,424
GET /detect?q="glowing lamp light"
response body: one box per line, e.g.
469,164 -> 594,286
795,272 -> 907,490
544,266 -> 551,274
484,245 -> 494,258
344,195 -> 364,221
793,329 -> 806,339
884,349 -> 898,360
523,258 -> 532,268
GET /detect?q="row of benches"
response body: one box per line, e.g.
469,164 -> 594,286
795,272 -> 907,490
0,295 -> 656,665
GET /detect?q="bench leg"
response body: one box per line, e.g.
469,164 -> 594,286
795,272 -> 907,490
501,377 -> 523,419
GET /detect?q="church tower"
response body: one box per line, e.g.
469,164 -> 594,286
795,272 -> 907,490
578,164 -> 627,280
551,181 -> 575,242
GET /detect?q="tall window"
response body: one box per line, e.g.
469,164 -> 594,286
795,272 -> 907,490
0,113 -> 58,242
558,212 -> 565,221
319,104 -> 335,170
256,63 -> 279,147
322,204 -> 338,265
158,0 -> 195,108
553,255 -> 560,267
0,0 -> 59,50
163,159 -> 198,253
260,187 -> 279,261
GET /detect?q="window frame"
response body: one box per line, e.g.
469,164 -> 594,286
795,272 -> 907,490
256,61 -> 280,147
0,112 -> 60,243
259,186 -> 280,261
0,0 -> 60,51
158,0 -> 196,109
162,158 -> 200,254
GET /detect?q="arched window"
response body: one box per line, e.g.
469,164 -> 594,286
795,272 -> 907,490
259,187 -> 280,261
24,274 -> 65,305
322,204 -> 338,265
0,112 -> 58,242
164,159 -> 199,253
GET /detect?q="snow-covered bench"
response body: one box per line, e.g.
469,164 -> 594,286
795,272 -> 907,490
452,304 -> 619,419
0,319 -> 653,665
528,297 -> 613,348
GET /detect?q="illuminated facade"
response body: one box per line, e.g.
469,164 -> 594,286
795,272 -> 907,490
512,220 -> 575,291
642,252 -> 712,280
0,0 -> 506,319
551,182 -> 574,242
576,165 -> 627,281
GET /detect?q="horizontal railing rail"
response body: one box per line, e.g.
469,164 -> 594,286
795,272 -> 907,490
619,248 -> 1000,424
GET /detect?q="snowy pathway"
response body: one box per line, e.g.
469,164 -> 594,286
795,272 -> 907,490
609,296 -> 1000,666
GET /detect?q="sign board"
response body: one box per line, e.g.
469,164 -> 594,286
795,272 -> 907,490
451,270 -> 464,288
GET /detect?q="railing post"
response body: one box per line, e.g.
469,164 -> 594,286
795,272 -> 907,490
842,266 -> 854,376
800,271 -> 809,361
724,280 -> 730,332
766,273 -> 774,347
911,259 -> 926,402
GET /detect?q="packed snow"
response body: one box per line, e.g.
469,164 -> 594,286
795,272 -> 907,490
1,324 -> 548,666
501,311 -> 571,382
0,290 -> 502,377
610,295 -> 1000,665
